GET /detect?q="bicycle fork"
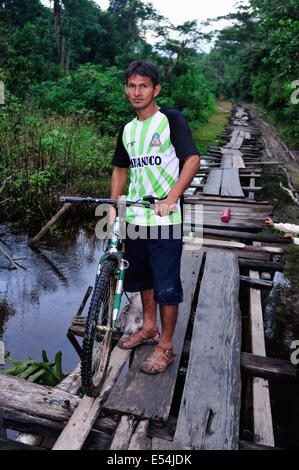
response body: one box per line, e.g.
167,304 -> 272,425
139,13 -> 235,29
112,258 -> 127,328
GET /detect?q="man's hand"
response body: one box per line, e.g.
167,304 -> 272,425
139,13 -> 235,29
108,205 -> 117,226
154,197 -> 177,217
265,217 -> 274,226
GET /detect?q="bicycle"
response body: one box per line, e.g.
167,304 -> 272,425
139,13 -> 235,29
60,195 -> 164,397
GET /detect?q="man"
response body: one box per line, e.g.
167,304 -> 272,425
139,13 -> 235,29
265,217 -> 299,245
110,60 -> 200,374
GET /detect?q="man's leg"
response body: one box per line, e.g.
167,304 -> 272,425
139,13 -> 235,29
118,288 -> 160,349
140,304 -> 178,374
141,288 -> 158,331
159,305 -> 178,350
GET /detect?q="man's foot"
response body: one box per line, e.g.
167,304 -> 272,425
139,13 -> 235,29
141,345 -> 176,374
118,327 -> 160,350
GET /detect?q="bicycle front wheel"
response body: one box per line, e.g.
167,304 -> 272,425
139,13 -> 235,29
81,260 -> 117,397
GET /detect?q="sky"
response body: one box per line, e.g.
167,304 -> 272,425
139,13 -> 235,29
42,0 -> 248,50
88,1 -> 249,50
96,0 -> 245,26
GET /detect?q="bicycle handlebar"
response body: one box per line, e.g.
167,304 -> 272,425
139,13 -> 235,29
59,195 -> 166,208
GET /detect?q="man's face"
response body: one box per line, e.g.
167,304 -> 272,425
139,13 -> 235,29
125,74 -> 161,111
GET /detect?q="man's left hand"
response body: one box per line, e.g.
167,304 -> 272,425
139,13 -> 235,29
154,197 -> 177,217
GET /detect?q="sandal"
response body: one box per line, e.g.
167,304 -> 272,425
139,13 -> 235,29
141,345 -> 176,374
118,327 -> 160,350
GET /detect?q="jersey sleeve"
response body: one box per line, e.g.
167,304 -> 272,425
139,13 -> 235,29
168,110 -> 200,161
111,124 -> 130,168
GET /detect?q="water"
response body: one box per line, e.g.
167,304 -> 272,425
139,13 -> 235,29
0,227 -> 104,374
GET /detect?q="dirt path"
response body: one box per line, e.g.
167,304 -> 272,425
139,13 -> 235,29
247,103 -> 299,171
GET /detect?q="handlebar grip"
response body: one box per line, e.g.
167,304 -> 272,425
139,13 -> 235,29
142,195 -> 166,204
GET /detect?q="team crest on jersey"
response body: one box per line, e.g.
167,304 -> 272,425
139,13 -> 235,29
150,133 -> 162,147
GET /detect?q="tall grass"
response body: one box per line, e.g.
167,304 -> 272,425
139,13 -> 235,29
0,97 -> 114,226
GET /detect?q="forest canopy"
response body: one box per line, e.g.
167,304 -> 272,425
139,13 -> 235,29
0,0 -> 298,223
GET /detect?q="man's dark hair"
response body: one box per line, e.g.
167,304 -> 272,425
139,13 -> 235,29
124,61 -> 160,87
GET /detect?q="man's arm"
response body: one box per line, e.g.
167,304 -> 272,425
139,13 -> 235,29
109,166 -> 129,224
110,166 -> 129,198
155,154 -> 200,216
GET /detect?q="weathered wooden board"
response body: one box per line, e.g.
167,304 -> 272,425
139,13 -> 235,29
184,195 -> 268,205
151,438 -> 191,450
249,268 -> 275,446
0,374 -> 79,422
221,148 -> 244,158
52,295 -> 143,450
241,352 -> 297,381
109,415 -> 136,450
203,170 -> 222,196
0,437 -> 46,451
174,250 -> 241,449
221,155 -> 233,169
103,250 -> 204,421
203,228 -> 290,244
128,420 -> 151,450
221,169 -> 244,198
233,155 -> 246,168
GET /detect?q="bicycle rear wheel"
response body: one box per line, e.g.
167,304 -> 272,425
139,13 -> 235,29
81,260 -> 117,397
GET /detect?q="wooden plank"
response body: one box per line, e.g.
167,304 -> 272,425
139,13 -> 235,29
52,295 -> 143,450
203,228 -> 291,244
3,409 -> 114,445
249,268 -> 275,446
187,207 -> 272,216
151,437 -> 191,450
103,250 -> 204,421
203,169 -> 222,196
184,195 -> 269,205
221,155 -> 233,168
221,148 -> 244,158
241,352 -> 297,381
183,237 -> 284,254
128,420 -> 151,450
174,250 -> 241,449
240,275 -> 273,289
191,184 -> 262,192
221,169 -> 244,198
109,415 -> 136,450
204,247 -> 270,261
239,440 -> 283,450
239,259 -> 283,272
232,155 -> 246,168
0,374 -> 79,422
0,437 -> 46,450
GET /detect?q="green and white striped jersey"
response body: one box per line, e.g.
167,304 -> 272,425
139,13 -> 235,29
112,106 -> 199,226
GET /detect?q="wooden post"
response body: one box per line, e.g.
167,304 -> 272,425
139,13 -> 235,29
28,203 -> 71,245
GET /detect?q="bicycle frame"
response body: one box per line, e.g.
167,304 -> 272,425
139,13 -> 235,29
60,194 -> 165,330
97,215 -> 127,328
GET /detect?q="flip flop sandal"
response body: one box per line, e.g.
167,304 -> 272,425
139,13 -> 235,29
118,327 -> 160,350
141,345 -> 176,374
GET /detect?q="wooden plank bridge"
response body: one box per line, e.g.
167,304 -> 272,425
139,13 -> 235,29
0,106 -> 297,451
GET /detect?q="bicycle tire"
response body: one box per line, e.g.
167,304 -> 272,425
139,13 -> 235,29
81,259 -> 117,397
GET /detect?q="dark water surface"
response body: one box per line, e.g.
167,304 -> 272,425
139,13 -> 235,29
0,227 -> 104,374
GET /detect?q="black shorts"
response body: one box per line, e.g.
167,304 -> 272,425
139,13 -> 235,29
123,223 -> 183,306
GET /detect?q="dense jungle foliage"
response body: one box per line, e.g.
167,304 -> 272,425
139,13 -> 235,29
0,0 -> 298,225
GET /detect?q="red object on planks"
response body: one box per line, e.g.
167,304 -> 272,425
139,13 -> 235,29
221,207 -> 231,223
